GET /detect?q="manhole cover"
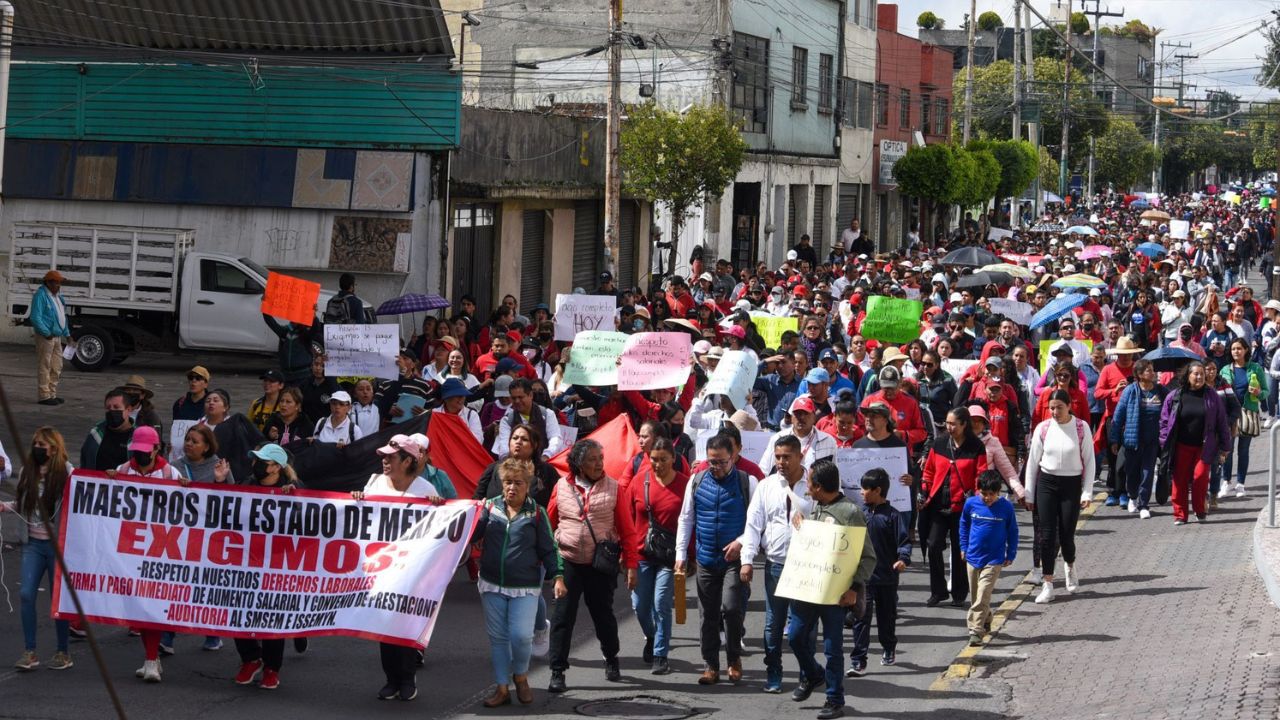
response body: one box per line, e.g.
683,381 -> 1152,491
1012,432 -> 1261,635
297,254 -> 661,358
576,696 -> 695,720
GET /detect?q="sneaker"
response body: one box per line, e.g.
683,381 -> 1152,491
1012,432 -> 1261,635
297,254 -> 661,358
68,626 -> 87,640
1118,495 -> 1130,507
531,620 -> 550,659
1174,519 -> 1187,526
378,683 -> 400,701
141,659 -> 162,683
399,685 -> 417,701
234,659 -> 264,685
1196,513 -> 1208,523
53,397 -> 65,405
202,637 -> 222,651
1034,581 -> 1054,604
260,669 -> 280,690
604,657 -> 621,682
548,670 -> 567,693
791,675 -> 824,702
844,659 -> 866,677
968,632 -> 983,646
48,652 -> 73,670
1140,509 -> 1152,519
1127,500 -> 1137,513
1236,484 -> 1247,498
642,636 -> 654,664
880,650 -> 896,666
763,667 -> 783,693
37,398 -> 58,406
651,657 -> 671,676
1064,564 -> 1079,593
158,642 -> 175,657
817,701 -> 845,719
14,651 -> 38,670
1104,496 -> 1119,507
1217,485 -> 1231,499
1265,417 -> 1274,429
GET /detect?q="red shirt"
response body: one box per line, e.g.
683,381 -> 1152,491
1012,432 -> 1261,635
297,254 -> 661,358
860,389 -> 927,456
624,470 -> 689,563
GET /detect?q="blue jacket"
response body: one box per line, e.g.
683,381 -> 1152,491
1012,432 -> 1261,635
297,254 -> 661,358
691,468 -> 749,570
754,372 -> 800,429
959,496 -> 1018,568
862,502 -> 910,586
1110,381 -> 1167,450
31,286 -> 69,338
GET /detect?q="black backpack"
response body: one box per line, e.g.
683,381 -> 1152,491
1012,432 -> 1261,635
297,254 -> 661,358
323,294 -> 354,324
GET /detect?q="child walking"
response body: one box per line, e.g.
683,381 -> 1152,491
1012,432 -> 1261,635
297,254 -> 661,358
959,470 -> 1018,647
848,468 -> 910,676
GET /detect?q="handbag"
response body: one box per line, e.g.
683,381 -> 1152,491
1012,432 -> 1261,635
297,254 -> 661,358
641,473 -> 677,567
568,484 -> 622,575
1240,408 -> 1261,438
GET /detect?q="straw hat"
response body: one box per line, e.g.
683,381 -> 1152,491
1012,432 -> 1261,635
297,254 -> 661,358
1107,337 -> 1144,355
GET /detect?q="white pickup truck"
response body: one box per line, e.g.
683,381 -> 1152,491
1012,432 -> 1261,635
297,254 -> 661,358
6,222 -> 344,371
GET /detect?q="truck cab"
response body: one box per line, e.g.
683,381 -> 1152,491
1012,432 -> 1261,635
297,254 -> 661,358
179,253 -> 296,353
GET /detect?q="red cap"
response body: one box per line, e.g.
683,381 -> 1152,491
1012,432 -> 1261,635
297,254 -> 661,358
793,285 -> 809,297
789,395 -> 816,415
726,325 -> 746,339
851,293 -> 864,305
506,330 -> 522,344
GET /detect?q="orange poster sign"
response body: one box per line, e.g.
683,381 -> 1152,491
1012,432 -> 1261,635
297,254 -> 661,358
261,272 -> 321,326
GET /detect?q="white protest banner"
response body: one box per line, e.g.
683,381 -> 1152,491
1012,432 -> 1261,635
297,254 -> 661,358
703,350 -> 756,409
324,324 -> 399,379
694,427 -> 772,466
988,227 -> 1014,242
618,332 -> 692,391
1169,220 -> 1190,240
834,446 -> 912,512
904,287 -> 921,300
559,425 -> 579,449
555,294 -> 617,342
941,358 -> 978,380
168,420 -> 198,465
562,331 -> 628,386
988,298 -> 1034,327
54,471 -> 479,648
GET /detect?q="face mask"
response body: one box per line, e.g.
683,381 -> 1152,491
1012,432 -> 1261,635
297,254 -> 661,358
131,450 -> 154,467
633,319 -> 645,330
105,410 -> 126,427
251,461 -> 271,481
523,348 -> 538,361
538,334 -> 552,342
30,447 -> 48,465
668,423 -> 684,438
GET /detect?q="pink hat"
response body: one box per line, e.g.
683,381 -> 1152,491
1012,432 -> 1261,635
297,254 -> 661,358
725,325 -> 746,339
789,395 -> 816,415
128,425 -> 161,452
377,434 -> 423,458
967,405 -> 989,423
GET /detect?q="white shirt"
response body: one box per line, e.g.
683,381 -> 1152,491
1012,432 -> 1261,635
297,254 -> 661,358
351,402 -> 381,438
362,472 -> 440,499
315,415 -> 364,444
0,440 -> 10,480
492,405 -> 563,459
1045,338 -> 1090,371
740,472 -> 814,565
1026,417 -> 1096,502
434,405 -> 483,444
758,427 -> 838,474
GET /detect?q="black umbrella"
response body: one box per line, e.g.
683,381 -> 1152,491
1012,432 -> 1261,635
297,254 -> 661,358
941,246 -> 1000,267
1142,346 -> 1201,373
954,271 -> 1012,289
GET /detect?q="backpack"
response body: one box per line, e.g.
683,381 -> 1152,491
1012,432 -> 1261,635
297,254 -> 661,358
1035,418 -> 1088,471
323,293 -> 354,324
690,467 -> 751,505
315,416 -> 356,444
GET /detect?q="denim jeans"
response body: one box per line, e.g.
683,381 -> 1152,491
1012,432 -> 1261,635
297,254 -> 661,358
21,539 -> 69,652
1122,442 -> 1159,510
788,600 -> 846,706
631,560 -> 674,659
762,560 -> 791,675
481,592 -> 540,685
1223,434 -> 1253,488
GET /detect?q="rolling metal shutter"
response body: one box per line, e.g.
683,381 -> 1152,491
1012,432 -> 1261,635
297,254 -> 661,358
618,201 -> 637,289
520,209 -> 546,311
787,185 -> 799,247
573,200 -> 600,291
812,185 -> 827,254
837,183 -> 860,249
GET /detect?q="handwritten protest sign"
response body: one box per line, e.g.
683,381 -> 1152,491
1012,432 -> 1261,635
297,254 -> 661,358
703,349 -> 756,409
559,425 -> 579,449
904,287 -> 921,300
749,313 -> 799,350
324,324 -> 399,380
859,296 -> 923,344
988,227 -> 1014,241
555,294 -> 617,342
1039,339 -> 1093,375
988,298 -> 1034,326
54,471 -> 479,647
562,331 -> 627,386
834,446 -> 911,512
262,272 -> 321,326
618,332 -> 692,391
1169,220 -> 1190,239
941,358 -> 978,381
775,521 -> 868,605
694,427 -> 772,466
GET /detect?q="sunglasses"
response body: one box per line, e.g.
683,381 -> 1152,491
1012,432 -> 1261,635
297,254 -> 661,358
920,361 -> 935,368
187,374 -> 205,382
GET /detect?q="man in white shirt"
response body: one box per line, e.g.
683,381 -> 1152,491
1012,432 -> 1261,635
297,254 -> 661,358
315,391 -> 365,445
758,395 -> 837,474
492,377 -> 563,459
1047,317 -> 1090,370
739,435 -> 813,693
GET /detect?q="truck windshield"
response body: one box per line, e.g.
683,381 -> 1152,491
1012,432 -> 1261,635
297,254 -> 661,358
240,257 -> 272,281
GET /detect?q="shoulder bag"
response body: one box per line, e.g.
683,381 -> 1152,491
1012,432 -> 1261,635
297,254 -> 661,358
568,483 -> 622,575
641,472 -> 677,567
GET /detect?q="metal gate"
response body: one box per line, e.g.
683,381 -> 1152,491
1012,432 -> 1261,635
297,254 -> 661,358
618,201 -> 638,290
451,203 -> 496,320
813,185 -> 828,254
837,183 -> 860,251
573,201 -> 601,291
520,209 -> 546,311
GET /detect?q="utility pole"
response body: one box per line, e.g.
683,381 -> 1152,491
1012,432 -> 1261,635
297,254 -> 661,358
1175,52 -> 1197,104
1026,1 -> 1040,217
1013,0 -> 1022,139
603,0 -> 623,277
963,0 -> 977,143
1153,40 -> 1189,193
1081,0 -> 1124,202
1058,0 -> 1072,200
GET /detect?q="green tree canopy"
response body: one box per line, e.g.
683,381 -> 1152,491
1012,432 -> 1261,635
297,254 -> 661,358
970,138 -> 1039,199
1070,12 -> 1090,35
1094,115 -> 1158,190
917,11 -> 941,29
1113,19 -> 1158,43
977,11 -> 1003,31
1038,146 -> 1059,191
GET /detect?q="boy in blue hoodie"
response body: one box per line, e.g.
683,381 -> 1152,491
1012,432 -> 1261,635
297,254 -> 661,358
959,470 -> 1018,647
847,468 -> 911,676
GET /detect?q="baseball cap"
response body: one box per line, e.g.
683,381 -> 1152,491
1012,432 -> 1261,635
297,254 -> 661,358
726,325 -> 746,339
789,395 -> 816,415
250,443 -> 290,466
495,357 -> 521,375
493,375 -> 514,398
984,356 -> 1004,369
188,366 -> 211,381
878,365 -> 901,389
787,249 -> 799,261
329,390 -> 352,404
818,348 -> 839,363
805,368 -> 831,384
407,433 -> 431,458
1050,342 -> 1074,357
693,340 -> 712,355
128,426 -> 161,453
259,369 -> 285,383
377,434 -> 423,458
967,405 -> 989,423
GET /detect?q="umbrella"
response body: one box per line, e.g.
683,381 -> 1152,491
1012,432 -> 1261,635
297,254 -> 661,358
955,271 -> 1012,289
1052,273 -> 1106,289
1135,242 -> 1166,258
1143,346 -> 1202,373
1140,209 -> 1171,222
1029,293 -> 1087,331
377,293 -> 450,315
980,263 -> 1035,280
1065,225 -> 1099,236
941,246 -> 999,268
1130,200 -> 1152,210
1030,223 -> 1067,234
1079,244 -> 1112,260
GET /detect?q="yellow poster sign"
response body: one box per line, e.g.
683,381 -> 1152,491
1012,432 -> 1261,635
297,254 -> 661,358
750,313 -> 799,350
774,520 -> 867,605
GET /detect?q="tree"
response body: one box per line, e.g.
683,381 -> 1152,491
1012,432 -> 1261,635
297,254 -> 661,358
1113,19 -> 1158,43
952,57 -> 1109,169
977,11 -> 1003,31
1248,113 -> 1278,171
893,144 -> 958,239
917,11 -> 941,29
1206,90 -> 1242,126
971,138 -> 1039,200
620,102 -> 746,273
1094,115 -> 1158,190
1070,12 -> 1090,35
1159,121 -> 1253,191
1038,146 -> 1059,191
1261,22 -> 1280,89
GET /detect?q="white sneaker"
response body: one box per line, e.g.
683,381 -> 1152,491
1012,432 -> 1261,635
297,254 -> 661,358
1235,483 -> 1247,498
1034,581 -> 1054,604
531,620 -> 550,659
1127,500 -> 1137,513
1264,417 -> 1273,430
141,659 -> 162,683
1140,509 -> 1152,519
1217,485 -> 1231,499
1064,564 -> 1079,593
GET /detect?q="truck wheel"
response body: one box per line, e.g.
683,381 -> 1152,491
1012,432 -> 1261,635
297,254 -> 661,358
71,326 -> 115,372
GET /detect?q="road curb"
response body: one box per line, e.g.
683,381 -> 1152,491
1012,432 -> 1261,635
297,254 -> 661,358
1252,509 -> 1280,609
929,491 -> 1106,692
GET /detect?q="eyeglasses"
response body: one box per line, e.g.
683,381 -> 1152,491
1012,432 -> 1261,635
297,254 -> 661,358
920,361 -> 935,368
707,459 -> 731,468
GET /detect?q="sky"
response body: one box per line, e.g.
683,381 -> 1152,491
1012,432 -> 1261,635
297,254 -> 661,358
888,0 -> 1279,102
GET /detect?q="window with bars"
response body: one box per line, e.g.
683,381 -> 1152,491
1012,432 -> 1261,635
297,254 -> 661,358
792,46 -> 809,107
920,93 -> 931,133
818,54 -> 834,111
858,81 -> 874,128
898,88 -> 911,128
934,98 -> 948,136
732,32 -> 769,134
875,83 -> 888,126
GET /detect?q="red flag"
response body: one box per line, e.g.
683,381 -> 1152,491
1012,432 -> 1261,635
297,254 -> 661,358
427,412 -> 493,499
547,415 -> 640,482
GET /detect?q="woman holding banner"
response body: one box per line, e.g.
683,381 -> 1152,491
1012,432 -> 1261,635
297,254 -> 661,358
4,427 -> 74,672
474,458 -> 567,707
